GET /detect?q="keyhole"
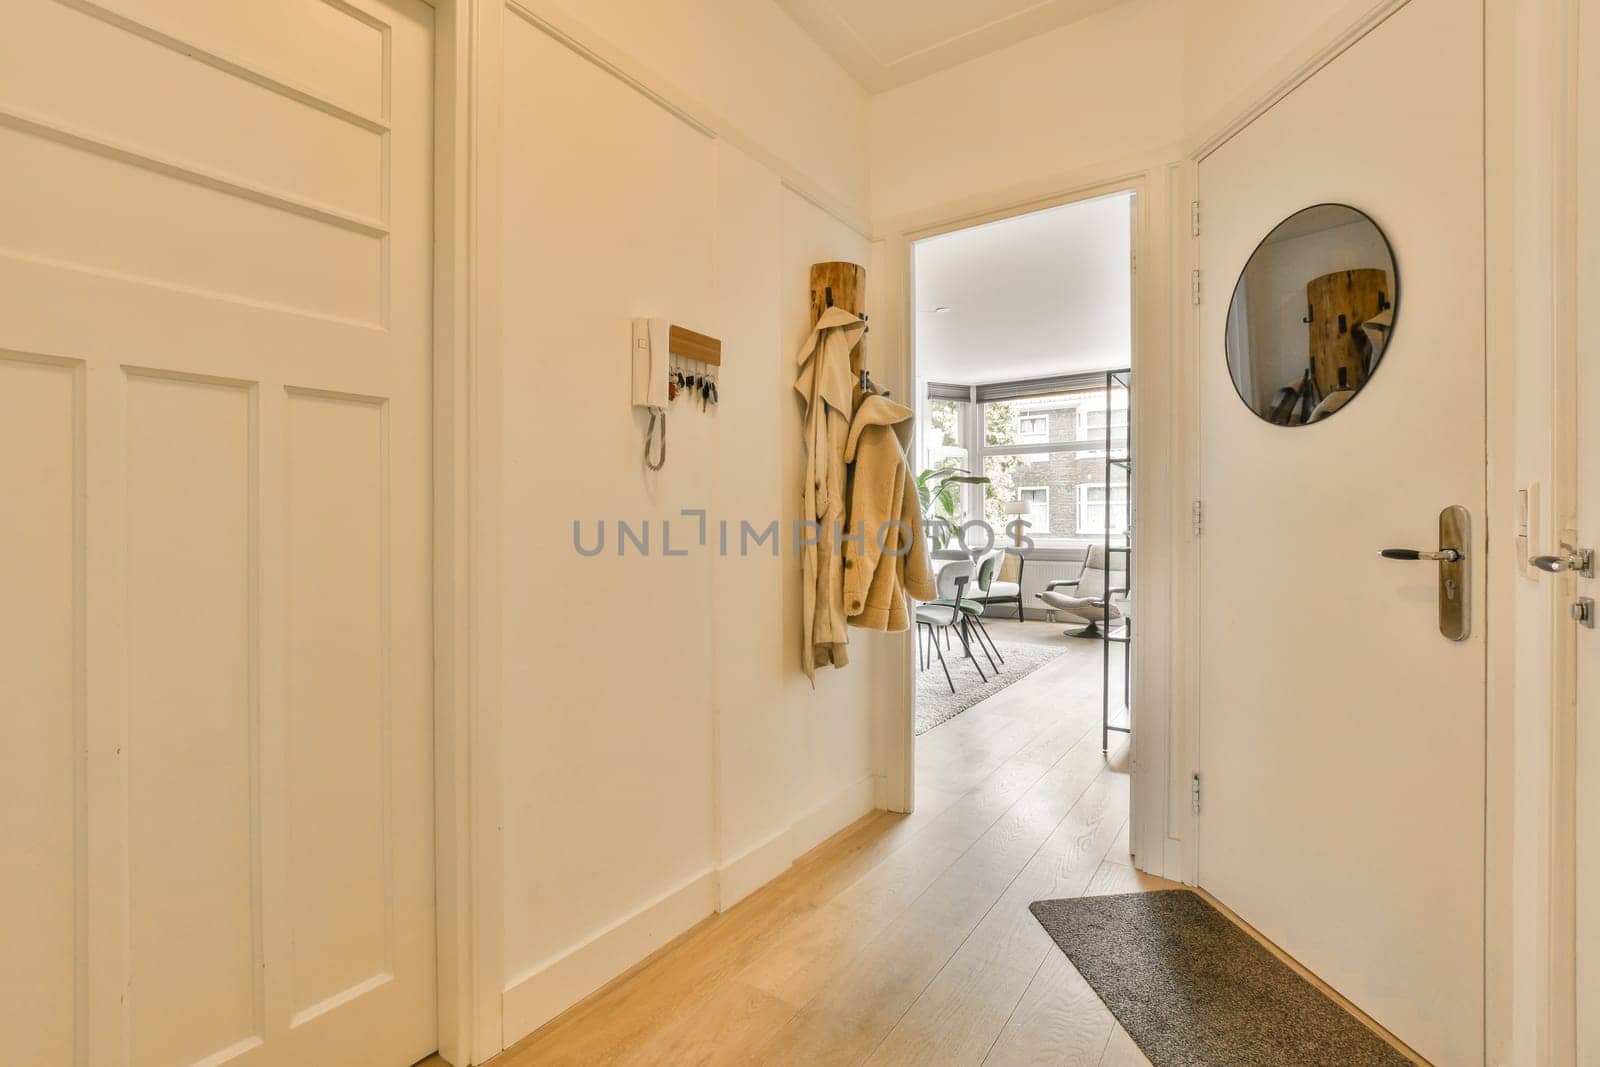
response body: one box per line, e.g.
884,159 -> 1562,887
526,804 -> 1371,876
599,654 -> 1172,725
1445,577 -> 1457,601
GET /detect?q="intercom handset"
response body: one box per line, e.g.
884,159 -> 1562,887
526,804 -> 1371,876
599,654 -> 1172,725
632,318 -> 669,470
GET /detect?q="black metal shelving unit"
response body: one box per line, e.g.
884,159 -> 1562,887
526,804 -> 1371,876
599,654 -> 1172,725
1101,368 -> 1132,753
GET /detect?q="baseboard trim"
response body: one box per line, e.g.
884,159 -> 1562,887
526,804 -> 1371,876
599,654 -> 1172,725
791,774 -> 877,856
498,775 -> 880,1048
717,826 -> 795,911
501,868 -> 718,1045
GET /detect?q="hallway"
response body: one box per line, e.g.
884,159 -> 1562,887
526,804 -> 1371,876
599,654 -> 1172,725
499,635 -> 1166,1064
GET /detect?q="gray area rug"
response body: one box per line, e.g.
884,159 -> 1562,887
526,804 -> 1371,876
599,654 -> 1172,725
915,630 -> 1067,735
1029,891 -> 1413,1067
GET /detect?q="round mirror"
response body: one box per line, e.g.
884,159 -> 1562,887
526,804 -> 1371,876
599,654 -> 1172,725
1224,204 -> 1398,426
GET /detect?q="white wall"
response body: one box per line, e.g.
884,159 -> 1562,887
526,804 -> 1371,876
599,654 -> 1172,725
865,0 -> 1386,226
495,1 -> 882,1046
1179,0 -> 1391,138
869,0 -> 1185,227
528,0 -> 869,210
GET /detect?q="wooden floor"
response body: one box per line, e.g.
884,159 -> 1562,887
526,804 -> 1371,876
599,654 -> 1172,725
491,624 -> 1172,1065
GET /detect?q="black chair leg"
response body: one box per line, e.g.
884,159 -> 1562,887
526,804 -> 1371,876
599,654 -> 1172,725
931,627 -> 955,693
954,621 -> 987,682
965,616 -> 997,674
971,613 -> 1003,665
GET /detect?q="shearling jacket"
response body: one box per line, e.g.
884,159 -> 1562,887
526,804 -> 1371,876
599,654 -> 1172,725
842,394 -> 935,632
794,306 -> 866,679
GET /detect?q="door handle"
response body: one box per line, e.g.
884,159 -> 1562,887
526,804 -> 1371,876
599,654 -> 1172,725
1380,548 -> 1463,562
1530,548 -> 1594,577
1378,506 -> 1470,641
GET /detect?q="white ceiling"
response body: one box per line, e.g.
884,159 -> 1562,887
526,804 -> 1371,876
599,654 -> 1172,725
913,192 -> 1133,386
776,0 -> 1132,91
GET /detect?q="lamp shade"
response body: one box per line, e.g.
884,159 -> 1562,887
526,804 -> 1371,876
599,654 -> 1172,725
1003,500 -> 1031,516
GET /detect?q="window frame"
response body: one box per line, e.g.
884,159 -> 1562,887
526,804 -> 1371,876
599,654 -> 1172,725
1075,481 -> 1130,537
919,383 -> 1130,543
1017,485 -> 1050,533
1015,414 -> 1048,445
1073,394 -> 1130,460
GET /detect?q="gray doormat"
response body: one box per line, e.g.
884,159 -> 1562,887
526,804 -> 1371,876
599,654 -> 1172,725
915,632 -> 1067,735
1028,891 -> 1413,1067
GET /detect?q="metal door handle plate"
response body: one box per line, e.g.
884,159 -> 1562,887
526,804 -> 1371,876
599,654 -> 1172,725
1378,506 -> 1471,641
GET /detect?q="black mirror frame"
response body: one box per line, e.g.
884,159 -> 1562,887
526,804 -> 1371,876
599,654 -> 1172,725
1224,202 -> 1402,428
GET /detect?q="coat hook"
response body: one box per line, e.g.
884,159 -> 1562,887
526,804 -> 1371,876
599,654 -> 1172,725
1302,303 -> 1313,324
824,286 -> 834,308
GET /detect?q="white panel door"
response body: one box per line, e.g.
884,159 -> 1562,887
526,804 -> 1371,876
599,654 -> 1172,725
1196,2 -> 1484,1064
0,1 -> 437,1064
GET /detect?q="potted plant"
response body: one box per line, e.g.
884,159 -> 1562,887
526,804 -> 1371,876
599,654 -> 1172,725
915,466 -> 989,551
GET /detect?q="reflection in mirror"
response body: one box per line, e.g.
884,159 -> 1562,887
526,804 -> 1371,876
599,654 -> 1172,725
1224,204 -> 1398,425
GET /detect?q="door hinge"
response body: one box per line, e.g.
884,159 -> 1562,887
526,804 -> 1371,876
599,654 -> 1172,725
1191,499 -> 1203,537
1190,200 -> 1201,237
1190,269 -> 1201,306
1130,250 -> 1137,275
1191,772 -> 1202,815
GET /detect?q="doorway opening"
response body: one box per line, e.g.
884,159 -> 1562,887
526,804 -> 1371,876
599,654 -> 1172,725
910,189 -> 1137,820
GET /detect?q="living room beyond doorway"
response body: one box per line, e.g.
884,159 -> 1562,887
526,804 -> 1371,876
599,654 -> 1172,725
911,191 -> 1135,781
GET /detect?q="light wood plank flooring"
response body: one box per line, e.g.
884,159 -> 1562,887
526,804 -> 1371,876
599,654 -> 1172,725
492,624 -> 1168,1065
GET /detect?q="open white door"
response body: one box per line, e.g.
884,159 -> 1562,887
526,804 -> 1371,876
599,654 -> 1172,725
1195,1 -> 1484,1063
0,1 -> 439,1064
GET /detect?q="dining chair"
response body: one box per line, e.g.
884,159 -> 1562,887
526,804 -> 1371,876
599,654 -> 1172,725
915,559 -> 988,693
973,548 -> 1025,621
933,549 -> 1004,666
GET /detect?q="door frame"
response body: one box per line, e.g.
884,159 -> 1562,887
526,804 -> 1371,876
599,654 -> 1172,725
1548,0 -> 1582,1060
430,1 -> 505,1063
1175,0 -> 1536,1061
878,161 -> 1182,882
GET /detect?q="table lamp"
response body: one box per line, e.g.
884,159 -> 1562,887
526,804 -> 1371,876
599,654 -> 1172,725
1003,500 -> 1031,547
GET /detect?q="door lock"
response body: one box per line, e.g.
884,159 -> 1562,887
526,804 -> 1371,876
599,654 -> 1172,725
1531,547 -> 1595,577
1573,597 -> 1595,629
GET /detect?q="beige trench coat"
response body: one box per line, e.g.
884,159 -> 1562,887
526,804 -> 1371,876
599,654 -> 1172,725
793,306 -> 866,680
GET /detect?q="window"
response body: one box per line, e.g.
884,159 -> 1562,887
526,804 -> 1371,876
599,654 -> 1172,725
984,396 -> 1075,447
919,396 -> 978,524
926,379 -> 1132,547
1016,415 -> 1047,444
1076,483 -> 1130,536
1018,487 -> 1050,531
1076,398 -> 1130,457
922,397 -> 966,470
